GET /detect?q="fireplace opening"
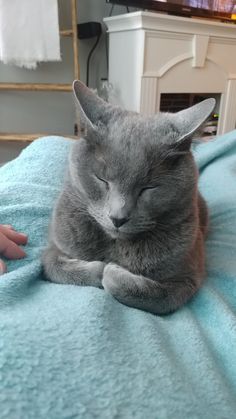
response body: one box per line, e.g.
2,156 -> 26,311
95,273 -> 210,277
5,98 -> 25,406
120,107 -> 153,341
160,93 -> 221,137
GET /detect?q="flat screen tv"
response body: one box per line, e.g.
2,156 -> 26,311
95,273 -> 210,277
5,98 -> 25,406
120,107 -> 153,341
106,1 -> 236,22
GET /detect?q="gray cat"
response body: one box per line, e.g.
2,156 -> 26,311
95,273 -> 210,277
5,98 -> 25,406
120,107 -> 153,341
42,80 -> 215,315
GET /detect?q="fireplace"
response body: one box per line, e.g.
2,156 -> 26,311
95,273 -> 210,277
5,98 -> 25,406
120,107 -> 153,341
105,11 -> 236,135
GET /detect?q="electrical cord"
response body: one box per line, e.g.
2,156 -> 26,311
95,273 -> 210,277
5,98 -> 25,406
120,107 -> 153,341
86,32 -> 101,87
109,4 -> 114,16
105,31 -> 109,79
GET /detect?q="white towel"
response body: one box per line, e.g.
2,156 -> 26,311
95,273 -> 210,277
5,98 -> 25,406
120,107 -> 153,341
0,0 -> 61,69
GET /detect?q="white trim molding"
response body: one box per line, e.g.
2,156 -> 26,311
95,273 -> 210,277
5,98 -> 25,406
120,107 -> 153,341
192,35 -> 209,68
220,80 -> 236,133
140,77 -> 158,115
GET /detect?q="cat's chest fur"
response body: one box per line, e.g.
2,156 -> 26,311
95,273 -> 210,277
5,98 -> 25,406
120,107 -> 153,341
108,229 -> 187,279
108,237 -> 160,276
62,206 -> 160,276
56,189 -> 193,280
72,215 -> 178,279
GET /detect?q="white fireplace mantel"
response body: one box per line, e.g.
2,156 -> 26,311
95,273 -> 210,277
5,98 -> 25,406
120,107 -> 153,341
104,11 -> 236,134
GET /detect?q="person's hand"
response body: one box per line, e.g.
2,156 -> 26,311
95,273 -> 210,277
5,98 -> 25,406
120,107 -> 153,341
0,224 -> 28,275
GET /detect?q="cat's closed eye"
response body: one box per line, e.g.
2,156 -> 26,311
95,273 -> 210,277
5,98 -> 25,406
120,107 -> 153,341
95,174 -> 109,189
139,185 -> 158,197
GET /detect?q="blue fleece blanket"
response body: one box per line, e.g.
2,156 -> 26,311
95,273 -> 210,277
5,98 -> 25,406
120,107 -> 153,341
0,133 -> 236,419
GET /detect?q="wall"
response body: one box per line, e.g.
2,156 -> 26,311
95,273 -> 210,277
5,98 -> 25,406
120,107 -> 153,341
0,0 -> 129,164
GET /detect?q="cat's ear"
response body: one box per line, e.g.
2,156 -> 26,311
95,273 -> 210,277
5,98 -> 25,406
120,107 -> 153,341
73,80 -> 120,138
172,98 -> 216,151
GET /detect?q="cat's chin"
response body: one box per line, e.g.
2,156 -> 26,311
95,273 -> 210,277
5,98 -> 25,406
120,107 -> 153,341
106,229 -> 125,239
105,227 -> 135,240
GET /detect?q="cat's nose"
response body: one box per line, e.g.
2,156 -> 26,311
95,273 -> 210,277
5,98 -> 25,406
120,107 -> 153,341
110,216 -> 129,228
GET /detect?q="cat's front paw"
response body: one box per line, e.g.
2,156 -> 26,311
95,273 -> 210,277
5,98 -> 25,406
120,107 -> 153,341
87,261 -> 106,287
102,263 -> 131,301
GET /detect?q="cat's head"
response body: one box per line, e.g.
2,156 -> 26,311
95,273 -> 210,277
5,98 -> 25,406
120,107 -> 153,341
70,80 -> 215,239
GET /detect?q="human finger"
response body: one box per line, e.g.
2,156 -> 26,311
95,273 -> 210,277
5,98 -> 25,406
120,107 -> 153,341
0,225 -> 28,245
0,231 -> 26,259
1,224 -> 14,230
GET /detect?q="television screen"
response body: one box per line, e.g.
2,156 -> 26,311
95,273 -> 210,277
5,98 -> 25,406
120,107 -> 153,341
107,1 -> 236,20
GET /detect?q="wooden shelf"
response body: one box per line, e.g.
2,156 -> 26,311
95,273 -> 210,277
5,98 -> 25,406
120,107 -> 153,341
0,83 -> 72,92
0,133 -> 78,142
0,0 -> 79,141
60,29 -> 74,37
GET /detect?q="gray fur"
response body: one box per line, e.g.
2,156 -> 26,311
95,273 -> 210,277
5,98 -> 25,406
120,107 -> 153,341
42,80 -> 215,315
